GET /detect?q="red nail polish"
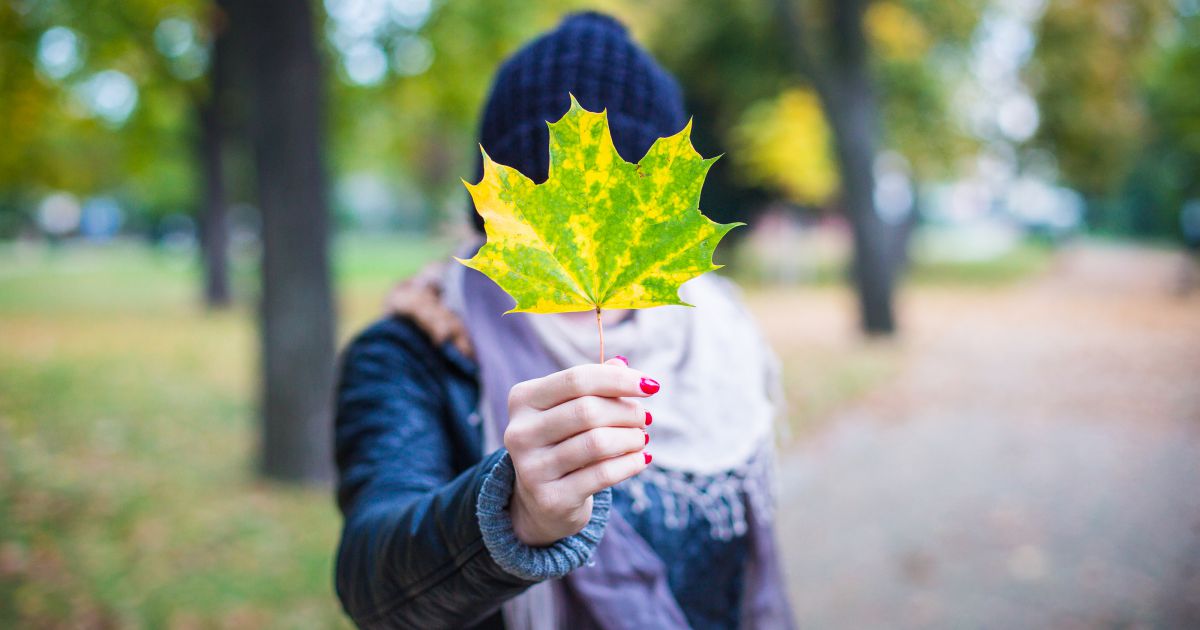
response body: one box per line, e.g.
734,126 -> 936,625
614,355 -> 629,365
644,452 -> 653,465
639,377 -> 660,395
644,432 -> 650,445
644,410 -> 653,426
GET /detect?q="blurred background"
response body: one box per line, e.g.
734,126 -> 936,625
1,0 -> 1199,627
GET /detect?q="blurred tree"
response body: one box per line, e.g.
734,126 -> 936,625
695,0 -> 973,205
0,0 -> 206,230
236,0 -> 336,484
768,0 -> 896,333
1120,3 -> 1200,238
7,0 -> 338,481
732,88 -> 840,206
646,0 -> 982,335
0,4 -> 50,236
639,0 -> 790,231
867,0 -> 978,179
1028,0 -> 1168,227
0,0 -> 235,281
321,0 -> 599,229
196,3 -> 233,308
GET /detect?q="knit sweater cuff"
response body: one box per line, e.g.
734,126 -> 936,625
476,451 -> 611,582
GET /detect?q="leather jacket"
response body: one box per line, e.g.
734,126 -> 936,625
333,317 -> 530,629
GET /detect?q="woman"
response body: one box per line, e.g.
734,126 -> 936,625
334,12 -> 794,630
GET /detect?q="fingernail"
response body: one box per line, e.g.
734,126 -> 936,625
639,377 -> 660,395
644,410 -> 653,426
614,355 -> 629,365
644,431 -> 650,445
644,452 -> 653,465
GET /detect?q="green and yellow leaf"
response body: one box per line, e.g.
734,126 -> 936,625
458,95 -> 741,314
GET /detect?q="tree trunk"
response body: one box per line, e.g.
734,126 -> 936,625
824,91 -> 896,334
773,0 -> 898,334
242,0 -> 336,484
197,51 -> 231,309
826,0 -> 896,335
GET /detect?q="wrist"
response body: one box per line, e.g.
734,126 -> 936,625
509,486 -> 551,547
508,484 -> 557,547
509,483 -> 592,547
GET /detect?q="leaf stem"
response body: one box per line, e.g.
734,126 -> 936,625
595,307 -> 605,364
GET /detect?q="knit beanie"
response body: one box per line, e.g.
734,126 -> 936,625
471,11 -> 687,231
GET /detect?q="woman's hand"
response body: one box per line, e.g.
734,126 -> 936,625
383,263 -> 473,358
504,357 -> 658,546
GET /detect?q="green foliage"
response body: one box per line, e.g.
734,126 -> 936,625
1118,7 -> 1200,237
1029,0 -> 1167,198
324,0 -> 606,225
0,0 -> 206,232
2,0 -> 1191,240
864,0 -> 984,180
868,1 -> 979,179
646,0 -> 983,206
1146,14 -> 1200,158
731,89 -> 840,205
1028,0 -> 1199,237
460,98 -> 738,313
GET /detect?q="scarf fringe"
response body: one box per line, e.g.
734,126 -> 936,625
621,446 -> 775,541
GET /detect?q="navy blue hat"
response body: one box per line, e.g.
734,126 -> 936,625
472,11 -> 688,230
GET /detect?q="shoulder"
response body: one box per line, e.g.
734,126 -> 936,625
339,317 -> 448,384
340,316 -> 478,385
345,316 -> 437,360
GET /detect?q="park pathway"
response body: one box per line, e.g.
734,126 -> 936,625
771,243 -> 1200,629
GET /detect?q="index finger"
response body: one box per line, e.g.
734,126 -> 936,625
522,364 -> 660,410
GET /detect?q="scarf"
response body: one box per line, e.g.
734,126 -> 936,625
443,244 -> 795,630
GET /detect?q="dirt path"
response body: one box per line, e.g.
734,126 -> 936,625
770,243 -> 1200,629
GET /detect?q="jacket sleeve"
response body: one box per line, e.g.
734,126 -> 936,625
333,319 -> 608,628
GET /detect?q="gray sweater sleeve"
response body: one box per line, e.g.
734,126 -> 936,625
476,451 -> 613,581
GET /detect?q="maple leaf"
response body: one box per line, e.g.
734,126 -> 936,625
459,96 -> 741,324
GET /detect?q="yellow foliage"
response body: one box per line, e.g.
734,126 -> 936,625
732,89 -> 839,206
866,2 -> 930,61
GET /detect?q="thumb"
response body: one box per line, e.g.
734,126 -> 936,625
603,355 -> 629,367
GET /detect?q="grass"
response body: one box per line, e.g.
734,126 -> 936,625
778,340 -> 900,438
730,233 -> 1055,289
905,240 -> 1055,287
0,233 -> 1047,627
0,235 -> 448,629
